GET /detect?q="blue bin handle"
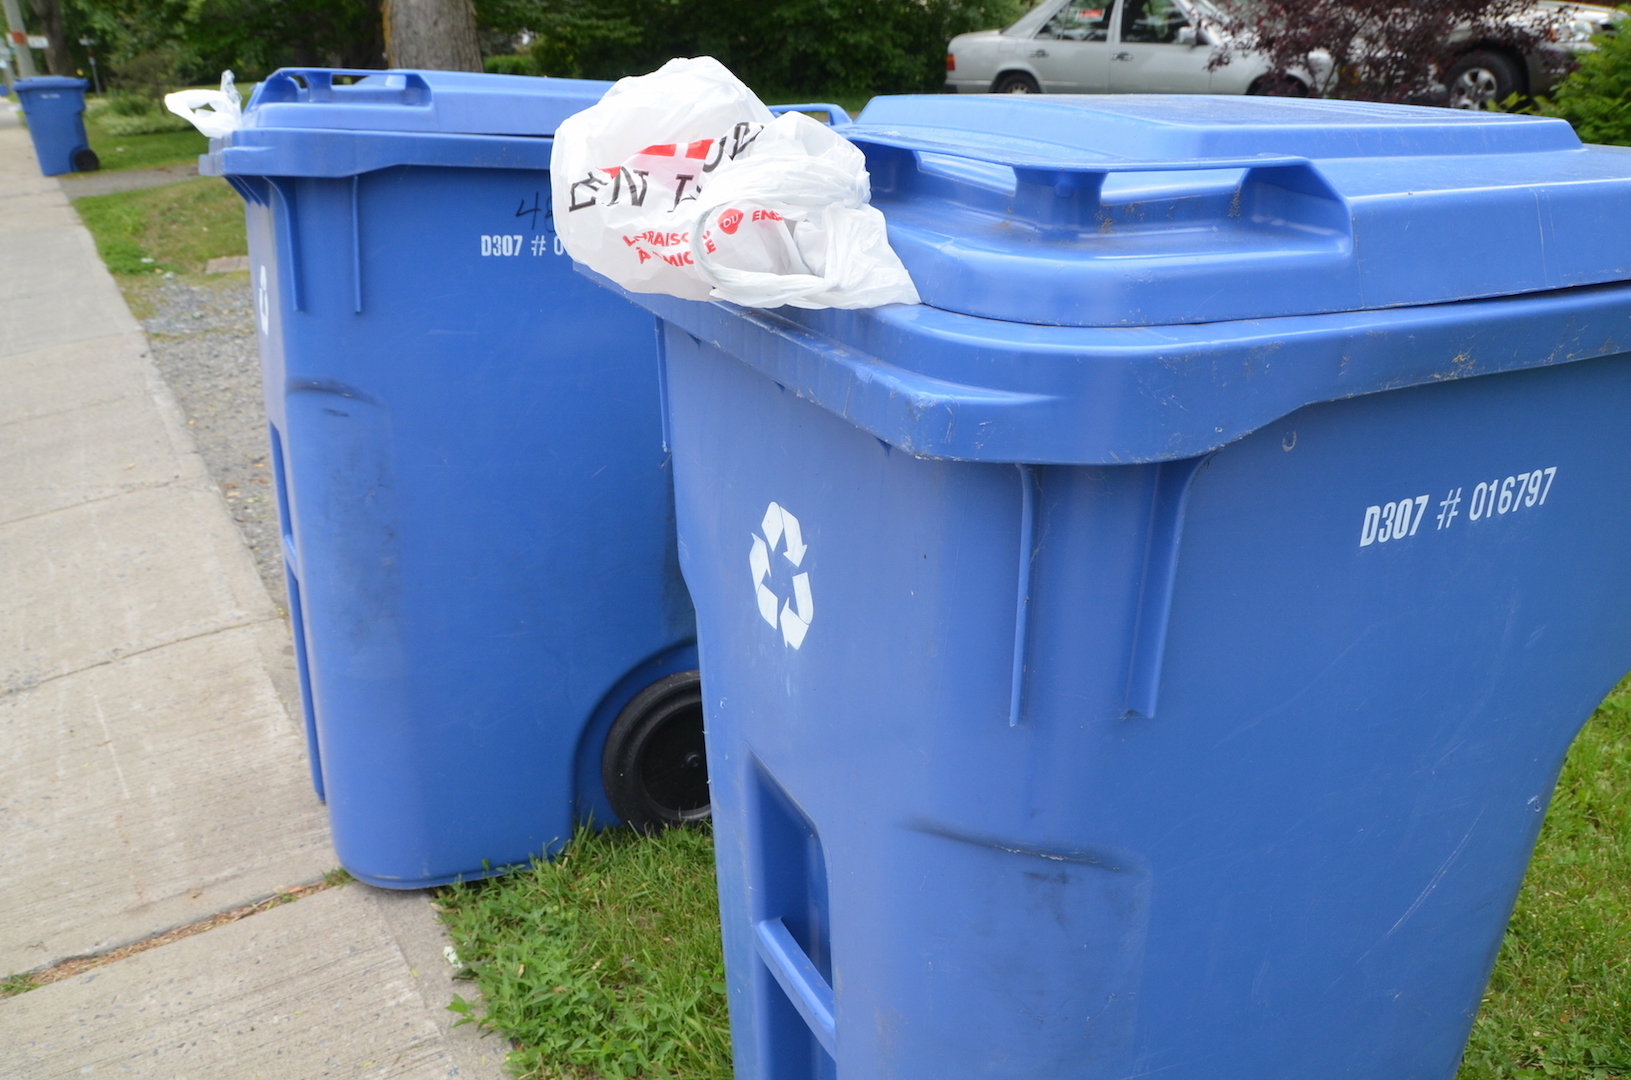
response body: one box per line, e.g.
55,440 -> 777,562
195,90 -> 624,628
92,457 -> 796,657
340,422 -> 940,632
754,917 -> 837,1055
768,103 -> 853,126
850,129 -> 1351,236
256,68 -> 432,107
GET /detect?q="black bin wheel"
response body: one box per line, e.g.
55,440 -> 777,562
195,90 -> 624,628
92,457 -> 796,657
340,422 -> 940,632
601,670 -> 709,833
72,147 -> 101,173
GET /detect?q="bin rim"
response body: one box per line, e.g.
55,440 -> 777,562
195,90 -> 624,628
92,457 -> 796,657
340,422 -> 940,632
237,67 -> 607,137
12,76 -> 89,92
201,67 -> 610,179
592,268 -> 1631,466
200,127 -> 555,180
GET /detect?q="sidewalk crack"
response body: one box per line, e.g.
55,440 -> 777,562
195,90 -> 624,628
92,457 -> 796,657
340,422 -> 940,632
0,476 -> 210,530
1,873 -> 351,997
0,615 -> 284,701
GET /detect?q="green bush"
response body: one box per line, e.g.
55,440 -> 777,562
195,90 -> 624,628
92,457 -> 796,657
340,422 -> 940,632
484,52 -> 541,76
100,110 -> 194,136
496,0 -> 1026,95
1539,9 -> 1631,145
105,91 -> 160,117
90,91 -> 195,137
107,46 -> 188,101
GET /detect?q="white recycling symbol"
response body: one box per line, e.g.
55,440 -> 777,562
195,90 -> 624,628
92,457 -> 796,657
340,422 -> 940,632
750,502 -> 813,649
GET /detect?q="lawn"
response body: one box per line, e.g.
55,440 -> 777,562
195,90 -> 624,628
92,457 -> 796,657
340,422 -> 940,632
438,689 -> 1630,1080
763,94 -> 874,121
438,824 -> 731,1080
87,125 -> 208,172
82,100 -> 209,172
73,176 -> 247,277
1460,681 -> 1631,1079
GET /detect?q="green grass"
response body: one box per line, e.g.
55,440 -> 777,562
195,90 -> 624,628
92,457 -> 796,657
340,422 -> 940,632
73,177 -> 247,277
82,102 -> 208,172
87,126 -> 209,172
1,972 -> 38,997
1458,680 -> 1631,1080
436,824 -> 730,1080
763,94 -> 874,121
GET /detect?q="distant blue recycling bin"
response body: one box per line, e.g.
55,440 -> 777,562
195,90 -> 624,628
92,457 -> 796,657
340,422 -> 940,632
596,96 -> 1631,1079
14,76 -> 95,176
203,69 -> 702,888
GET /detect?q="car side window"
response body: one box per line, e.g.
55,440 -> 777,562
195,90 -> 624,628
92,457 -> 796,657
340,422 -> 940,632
1036,3 -> 1114,42
1120,0 -> 1190,43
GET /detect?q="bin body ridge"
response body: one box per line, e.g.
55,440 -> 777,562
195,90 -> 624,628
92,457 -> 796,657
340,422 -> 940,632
606,94 -> 1631,1079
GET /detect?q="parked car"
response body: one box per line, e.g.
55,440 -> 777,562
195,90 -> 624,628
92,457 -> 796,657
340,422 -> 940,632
1443,1 -> 1618,108
944,0 -> 1617,106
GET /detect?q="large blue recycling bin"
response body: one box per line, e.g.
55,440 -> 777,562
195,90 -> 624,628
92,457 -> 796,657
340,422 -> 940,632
14,76 -> 94,176
595,96 -> 1631,1078
202,69 -> 699,888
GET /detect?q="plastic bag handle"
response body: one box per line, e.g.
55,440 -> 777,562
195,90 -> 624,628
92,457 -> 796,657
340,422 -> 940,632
767,102 -> 853,126
256,68 -> 432,106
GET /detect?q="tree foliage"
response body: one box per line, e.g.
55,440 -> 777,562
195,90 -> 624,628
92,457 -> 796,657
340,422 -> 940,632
55,0 -> 382,90
48,0 -> 1018,97
1539,9 -> 1631,145
493,0 -> 1027,95
1209,0 -> 1562,103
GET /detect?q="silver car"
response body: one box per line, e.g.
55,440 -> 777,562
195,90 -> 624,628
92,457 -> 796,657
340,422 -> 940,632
944,0 -> 1295,97
945,0 -> 1615,105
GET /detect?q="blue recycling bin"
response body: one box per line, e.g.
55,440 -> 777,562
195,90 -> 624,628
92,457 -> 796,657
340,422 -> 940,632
202,69 -> 703,888
593,96 -> 1631,1079
13,76 -> 96,176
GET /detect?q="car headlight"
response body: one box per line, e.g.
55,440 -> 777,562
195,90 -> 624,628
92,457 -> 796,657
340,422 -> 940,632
1569,17 -> 1604,41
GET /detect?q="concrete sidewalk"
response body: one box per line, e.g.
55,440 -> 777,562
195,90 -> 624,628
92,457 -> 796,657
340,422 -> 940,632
0,103 -> 506,1078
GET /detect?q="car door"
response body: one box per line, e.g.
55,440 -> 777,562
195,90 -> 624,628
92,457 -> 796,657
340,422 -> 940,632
1028,1 -> 1114,92
1108,0 -> 1215,93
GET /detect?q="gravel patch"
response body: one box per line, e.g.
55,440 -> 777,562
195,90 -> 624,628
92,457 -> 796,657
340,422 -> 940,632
137,273 -> 286,607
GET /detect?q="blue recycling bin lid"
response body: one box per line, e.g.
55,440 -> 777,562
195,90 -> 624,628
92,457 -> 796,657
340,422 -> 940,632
844,95 -> 1627,328
204,69 -> 610,178
594,94 -> 1631,466
13,76 -> 90,92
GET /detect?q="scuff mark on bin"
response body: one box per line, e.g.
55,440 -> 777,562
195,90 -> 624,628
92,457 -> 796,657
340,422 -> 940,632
907,817 -> 1138,872
1339,808 -> 1485,983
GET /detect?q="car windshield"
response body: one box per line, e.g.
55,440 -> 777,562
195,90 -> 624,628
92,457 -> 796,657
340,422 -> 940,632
1037,2 -> 1115,40
1005,0 -> 1067,37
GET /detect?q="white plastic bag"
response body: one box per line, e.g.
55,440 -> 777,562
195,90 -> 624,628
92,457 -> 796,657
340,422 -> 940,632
550,57 -> 919,310
165,71 -> 243,139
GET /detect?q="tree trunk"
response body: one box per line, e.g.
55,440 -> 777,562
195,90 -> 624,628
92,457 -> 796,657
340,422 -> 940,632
26,0 -> 71,78
383,0 -> 482,71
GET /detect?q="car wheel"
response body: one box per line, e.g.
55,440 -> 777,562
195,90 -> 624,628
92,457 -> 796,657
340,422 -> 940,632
1444,50 -> 1523,110
993,72 -> 1041,94
1246,74 -> 1309,97
601,670 -> 710,833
